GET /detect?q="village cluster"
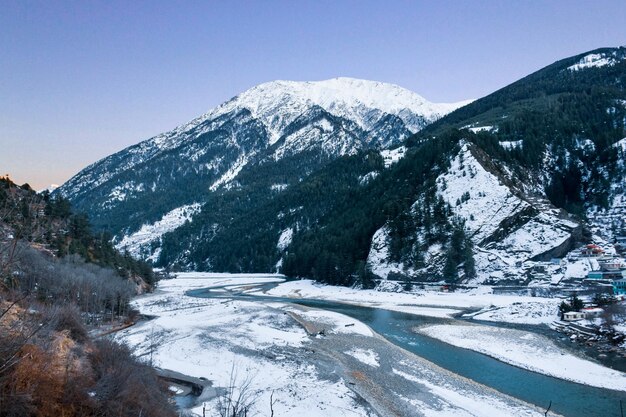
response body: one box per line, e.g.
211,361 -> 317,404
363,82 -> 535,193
545,238 -> 626,353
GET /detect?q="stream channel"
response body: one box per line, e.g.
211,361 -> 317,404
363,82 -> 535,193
188,282 -> 626,417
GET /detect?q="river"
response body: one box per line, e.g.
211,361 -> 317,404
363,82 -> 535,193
189,284 -> 626,417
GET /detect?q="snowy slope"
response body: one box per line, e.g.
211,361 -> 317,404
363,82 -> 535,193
116,203 -> 201,260
57,78 -> 470,251
568,51 -> 626,71
443,144 -> 580,283
367,142 -> 582,283
59,78 -> 469,199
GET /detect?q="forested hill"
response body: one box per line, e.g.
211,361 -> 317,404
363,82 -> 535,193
0,175 -> 155,289
160,47 -> 626,286
409,46 -> 626,216
417,47 -> 626,142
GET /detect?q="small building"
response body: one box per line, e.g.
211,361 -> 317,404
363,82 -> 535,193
563,311 -> 585,321
587,271 -> 605,280
582,307 -> 604,319
581,244 -> 605,257
613,279 -> 626,295
599,260 -> 624,271
587,269 -> 626,281
606,270 -> 626,280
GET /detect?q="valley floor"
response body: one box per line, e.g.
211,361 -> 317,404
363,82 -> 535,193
263,279 -> 626,392
115,274 -> 626,416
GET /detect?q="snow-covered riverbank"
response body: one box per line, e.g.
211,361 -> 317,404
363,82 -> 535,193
266,279 -> 626,391
117,274 -> 373,417
264,279 -> 557,323
117,274 -> 548,417
417,323 -> 626,392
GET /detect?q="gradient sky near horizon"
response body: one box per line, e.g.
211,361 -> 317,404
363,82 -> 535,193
1,1 -> 625,189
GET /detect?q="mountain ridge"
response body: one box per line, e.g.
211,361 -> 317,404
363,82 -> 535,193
58,47 -> 626,287
57,77 -> 468,258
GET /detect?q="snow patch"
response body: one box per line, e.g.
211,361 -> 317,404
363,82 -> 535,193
358,171 -> 379,185
468,125 -> 496,133
614,137 -> 626,152
116,203 -> 201,259
277,228 -> 293,251
499,140 -> 523,150
380,146 -> 407,168
568,52 -> 624,71
270,183 -> 288,192
469,301 -> 557,325
366,226 -> 406,279
209,153 -> 250,191
392,368 -> 540,417
344,348 -> 380,367
418,323 -> 626,391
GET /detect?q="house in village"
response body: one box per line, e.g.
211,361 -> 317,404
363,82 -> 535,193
563,311 -> 585,321
581,244 -> 605,257
582,307 -> 604,319
613,279 -> 626,295
586,257 -> 626,283
588,269 -> 626,281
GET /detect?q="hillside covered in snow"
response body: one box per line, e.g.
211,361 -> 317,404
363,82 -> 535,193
56,78 -> 468,262
58,47 -> 626,287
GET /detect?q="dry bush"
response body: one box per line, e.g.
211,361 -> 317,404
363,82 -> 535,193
47,304 -> 89,343
89,339 -> 176,417
5,319 -> 95,415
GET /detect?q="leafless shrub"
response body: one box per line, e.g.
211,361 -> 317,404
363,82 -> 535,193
217,363 -> 261,417
47,304 -> 89,343
9,245 -> 135,321
89,339 -> 176,417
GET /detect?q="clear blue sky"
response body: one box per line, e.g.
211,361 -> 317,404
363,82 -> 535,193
1,0 -> 625,189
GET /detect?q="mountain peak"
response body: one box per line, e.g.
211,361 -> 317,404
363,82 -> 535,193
204,77 -> 470,144
57,76 -> 471,242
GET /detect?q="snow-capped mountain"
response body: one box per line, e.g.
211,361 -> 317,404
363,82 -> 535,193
56,47 -> 626,287
57,77 -> 469,256
38,184 -> 59,194
205,77 -> 470,144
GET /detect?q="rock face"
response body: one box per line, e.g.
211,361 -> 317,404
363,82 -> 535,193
57,78 -> 468,258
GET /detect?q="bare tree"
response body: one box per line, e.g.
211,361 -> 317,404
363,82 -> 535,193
602,302 -> 626,344
217,363 -> 261,417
